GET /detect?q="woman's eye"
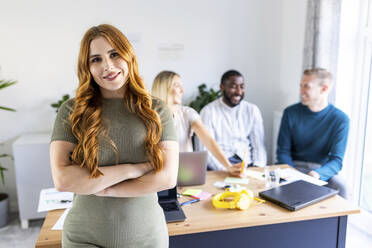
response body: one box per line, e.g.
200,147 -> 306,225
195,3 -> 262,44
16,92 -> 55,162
110,52 -> 119,58
91,57 -> 101,63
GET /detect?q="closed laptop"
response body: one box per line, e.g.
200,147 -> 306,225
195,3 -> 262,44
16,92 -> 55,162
177,151 -> 208,186
259,180 -> 338,211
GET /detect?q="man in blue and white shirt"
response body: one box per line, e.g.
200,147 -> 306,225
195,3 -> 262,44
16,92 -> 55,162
199,70 -> 267,171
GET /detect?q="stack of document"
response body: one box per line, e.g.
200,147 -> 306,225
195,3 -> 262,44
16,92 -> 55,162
37,188 -> 73,212
280,168 -> 327,186
38,188 -> 73,231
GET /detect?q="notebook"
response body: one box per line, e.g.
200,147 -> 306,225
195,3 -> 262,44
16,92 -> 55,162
157,186 -> 186,223
177,151 -> 208,186
258,180 -> 338,211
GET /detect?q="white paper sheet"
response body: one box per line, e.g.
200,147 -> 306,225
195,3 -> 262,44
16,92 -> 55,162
52,208 -> 71,230
224,177 -> 249,184
244,170 -> 265,181
280,168 -> 327,186
37,188 -> 73,212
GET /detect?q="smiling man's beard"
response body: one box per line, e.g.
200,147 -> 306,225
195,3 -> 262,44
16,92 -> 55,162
223,91 -> 244,107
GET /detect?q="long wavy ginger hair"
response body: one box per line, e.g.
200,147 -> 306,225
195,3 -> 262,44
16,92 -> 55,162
70,24 -> 163,178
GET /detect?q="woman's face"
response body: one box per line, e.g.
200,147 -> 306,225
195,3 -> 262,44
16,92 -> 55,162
170,75 -> 183,105
89,36 -> 129,98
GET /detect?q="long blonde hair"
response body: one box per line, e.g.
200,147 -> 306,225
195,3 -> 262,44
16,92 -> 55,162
70,24 -> 163,178
151,71 -> 179,106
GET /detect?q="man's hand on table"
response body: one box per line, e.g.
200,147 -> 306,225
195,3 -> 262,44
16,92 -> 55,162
308,170 -> 320,179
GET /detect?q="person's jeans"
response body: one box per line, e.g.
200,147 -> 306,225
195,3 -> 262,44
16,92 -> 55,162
293,160 -> 347,198
228,154 -> 242,164
228,154 -> 253,167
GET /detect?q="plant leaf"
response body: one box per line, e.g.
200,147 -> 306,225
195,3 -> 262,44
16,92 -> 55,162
0,80 -> 16,90
62,94 -> 70,101
51,93 -> 70,112
0,106 -> 16,112
0,166 -> 7,185
189,83 -> 221,113
0,154 -> 13,160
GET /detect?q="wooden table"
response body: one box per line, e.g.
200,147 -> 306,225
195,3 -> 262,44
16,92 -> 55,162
36,166 -> 359,248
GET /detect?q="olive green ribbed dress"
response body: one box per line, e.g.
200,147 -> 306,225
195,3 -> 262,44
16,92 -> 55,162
51,98 -> 177,248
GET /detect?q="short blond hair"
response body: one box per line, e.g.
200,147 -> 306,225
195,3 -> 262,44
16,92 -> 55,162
151,71 -> 179,106
303,68 -> 332,86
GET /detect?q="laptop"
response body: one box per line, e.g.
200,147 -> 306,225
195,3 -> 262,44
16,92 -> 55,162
177,151 -> 208,186
258,180 -> 338,211
157,186 -> 186,223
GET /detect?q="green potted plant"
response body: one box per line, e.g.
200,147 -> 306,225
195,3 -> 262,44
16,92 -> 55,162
0,78 -> 16,228
0,79 -> 16,112
189,83 -> 221,113
51,94 -> 70,113
189,83 -> 221,150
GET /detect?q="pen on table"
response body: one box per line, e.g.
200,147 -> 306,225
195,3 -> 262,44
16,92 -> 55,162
189,195 -> 200,200
59,200 -> 72,203
240,148 -> 248,174
180,198 -> 200,206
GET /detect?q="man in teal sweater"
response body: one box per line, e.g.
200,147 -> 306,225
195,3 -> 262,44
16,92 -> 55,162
277,68 -> 349,197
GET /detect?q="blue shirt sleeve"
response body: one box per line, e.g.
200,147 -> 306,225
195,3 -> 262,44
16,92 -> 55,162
315,116 -> 350,181
276,109 -> 294,166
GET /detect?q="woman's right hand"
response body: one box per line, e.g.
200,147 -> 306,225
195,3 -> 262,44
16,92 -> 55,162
94,163 -> 153,197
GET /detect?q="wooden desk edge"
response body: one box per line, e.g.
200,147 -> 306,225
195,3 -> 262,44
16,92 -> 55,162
168,208 -> 361,236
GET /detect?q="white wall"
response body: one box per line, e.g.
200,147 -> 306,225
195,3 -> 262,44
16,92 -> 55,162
278,0 -> 307,110
271,0 -> 307,162
0,0 -> 307,211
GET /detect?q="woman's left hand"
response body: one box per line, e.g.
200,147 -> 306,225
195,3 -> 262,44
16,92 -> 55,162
227,163 -> 244,177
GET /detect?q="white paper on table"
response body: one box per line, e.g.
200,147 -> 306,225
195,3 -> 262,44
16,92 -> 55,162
37,188 -> 73,212
280,168 -> 327,186
52,208 -> 71,230
213,181 -> 230,189
244,170 -> 265,181
224,177 -> 249,185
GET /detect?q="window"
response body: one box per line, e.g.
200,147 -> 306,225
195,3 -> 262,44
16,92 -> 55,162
337,0 -> 372,233
360,58 -> 372,213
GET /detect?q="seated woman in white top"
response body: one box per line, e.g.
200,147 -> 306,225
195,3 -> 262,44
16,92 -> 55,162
152,71 -> 242,176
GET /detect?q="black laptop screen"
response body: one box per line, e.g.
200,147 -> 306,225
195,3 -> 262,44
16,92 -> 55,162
157,186 -> 177,200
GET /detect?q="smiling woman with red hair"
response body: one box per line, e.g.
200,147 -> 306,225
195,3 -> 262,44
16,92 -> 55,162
50,24 -> 178,247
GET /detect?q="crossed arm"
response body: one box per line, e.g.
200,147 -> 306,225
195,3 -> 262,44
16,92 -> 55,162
50,140 -> 179,196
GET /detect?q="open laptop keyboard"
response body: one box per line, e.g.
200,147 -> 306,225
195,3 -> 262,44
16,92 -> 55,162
160,202 -> 179,212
